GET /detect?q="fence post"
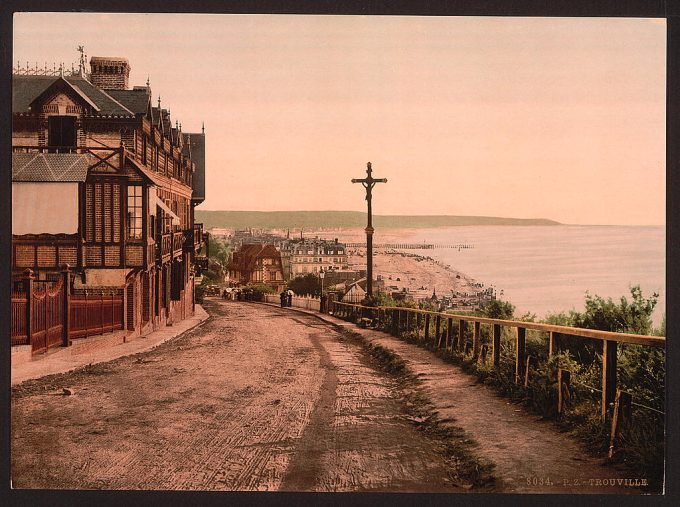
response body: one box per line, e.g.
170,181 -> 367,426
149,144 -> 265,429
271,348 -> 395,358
100,291 -> 105,334
23,268 -> 34,346
416,313 -> 422,340
405,310 -> 410,337
61,264 -> 71,346
447,318 -> 453,350
608,390 -> 632,459
424,314 -> 430,342
524,355 -> 531,387
549,331 -> 560,357
473,321 -> 481,359
457,320 -> 466,351
435,315 -> 441,347
492,324 -> 501,367
557,368 -> 571,416
601,339 -> 618,422
515,327 -> 526,384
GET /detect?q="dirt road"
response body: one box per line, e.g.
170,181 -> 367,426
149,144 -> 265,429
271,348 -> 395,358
11,300 -> 465,492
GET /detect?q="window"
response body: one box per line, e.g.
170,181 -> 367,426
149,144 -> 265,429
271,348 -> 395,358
270,271 -> 278,281
48,116 -> 76,153
127,185 -> 143,239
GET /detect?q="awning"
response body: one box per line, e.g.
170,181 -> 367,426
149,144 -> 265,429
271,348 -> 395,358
154,195 -> 180,223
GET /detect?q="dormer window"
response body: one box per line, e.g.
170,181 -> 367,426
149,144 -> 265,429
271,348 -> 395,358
48,116 -> 76,153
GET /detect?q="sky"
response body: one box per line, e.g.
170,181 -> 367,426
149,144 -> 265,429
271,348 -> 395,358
13,14 -> 666,225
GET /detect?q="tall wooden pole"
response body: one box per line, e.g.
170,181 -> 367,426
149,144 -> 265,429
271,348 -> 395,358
352,162 -> 387,296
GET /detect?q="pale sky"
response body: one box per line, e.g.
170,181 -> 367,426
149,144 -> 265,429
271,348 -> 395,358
13,14 -> 666,225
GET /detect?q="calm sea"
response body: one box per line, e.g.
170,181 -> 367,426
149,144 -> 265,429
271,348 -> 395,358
373,225 -> 666,326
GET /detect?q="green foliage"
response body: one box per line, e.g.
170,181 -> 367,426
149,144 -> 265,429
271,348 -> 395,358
287,274 -> 321,296
573,285 -> 658,335
480,299 -> 515,320
247,283 -> 278,299
207,235 -> 232,267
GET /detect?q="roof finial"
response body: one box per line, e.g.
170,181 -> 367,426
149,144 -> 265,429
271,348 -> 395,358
59,62 -> 64,78
179,122 -> 182,132
202,121 -> 205,134
77,45 -> 86,77
175,119 -> 178,130
146,76 -> 150,87
157,95 -> 161,108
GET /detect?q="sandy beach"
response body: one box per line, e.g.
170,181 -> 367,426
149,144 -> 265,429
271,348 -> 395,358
313,228 -> 482,301
347,247 -> 480,300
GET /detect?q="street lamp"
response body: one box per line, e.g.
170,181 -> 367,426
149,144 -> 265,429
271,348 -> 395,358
319,268 -> 325,294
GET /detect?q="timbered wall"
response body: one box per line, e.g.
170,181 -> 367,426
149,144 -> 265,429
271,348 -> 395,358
82,176 -> 126,268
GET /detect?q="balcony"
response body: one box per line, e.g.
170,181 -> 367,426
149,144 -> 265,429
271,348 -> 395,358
183,222 -> 204,252
158,233 -> 171,263
172,231 -> 184,259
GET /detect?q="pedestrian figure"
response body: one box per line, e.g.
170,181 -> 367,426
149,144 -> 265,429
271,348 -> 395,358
287,290 -> 293,307
222,289 -> 228,300
280,291 -> 286,308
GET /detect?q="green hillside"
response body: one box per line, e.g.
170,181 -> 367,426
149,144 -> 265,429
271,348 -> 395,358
194,210 -> 561,230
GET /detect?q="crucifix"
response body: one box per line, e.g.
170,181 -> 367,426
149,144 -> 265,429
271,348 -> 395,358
352,162 -> 387,297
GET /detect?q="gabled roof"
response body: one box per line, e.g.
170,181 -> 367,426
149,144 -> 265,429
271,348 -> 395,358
105,88 -> 151,115
13,75 -> 135,117
12,153 -> 90,182
228,244 -> 282,272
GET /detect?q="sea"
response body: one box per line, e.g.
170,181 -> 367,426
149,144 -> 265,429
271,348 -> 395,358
370,225 -> 666,327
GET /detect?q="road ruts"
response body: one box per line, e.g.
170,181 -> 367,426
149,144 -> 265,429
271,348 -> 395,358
11,299 -> 461,492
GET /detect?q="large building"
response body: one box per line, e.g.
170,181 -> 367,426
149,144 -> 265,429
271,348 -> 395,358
11,55 -> 206,353
280,238 -> 349,280
227,244 -> 285,291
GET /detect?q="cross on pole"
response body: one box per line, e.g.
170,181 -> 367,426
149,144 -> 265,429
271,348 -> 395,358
352,162 -> 387,297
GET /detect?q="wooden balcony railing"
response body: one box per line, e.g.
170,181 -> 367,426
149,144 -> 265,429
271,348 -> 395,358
172,231 -> 184,258
183,222 -> 204,252
158,233 -> 171,262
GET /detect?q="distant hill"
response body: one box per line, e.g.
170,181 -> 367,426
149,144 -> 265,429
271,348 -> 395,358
194,210 -> 561,230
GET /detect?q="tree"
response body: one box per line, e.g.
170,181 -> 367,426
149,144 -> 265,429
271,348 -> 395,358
572,285 -> 658,335
480,299 -> 515,320
287,274 -> 321,296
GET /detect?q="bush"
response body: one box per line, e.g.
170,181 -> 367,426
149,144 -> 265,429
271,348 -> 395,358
247,283 -> 277,300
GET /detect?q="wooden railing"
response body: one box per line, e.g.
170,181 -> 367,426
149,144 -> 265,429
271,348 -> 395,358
329,301 -> 665,422
158,233 -> 171,262
12,145 -> 124,173
172,231 -> 184,258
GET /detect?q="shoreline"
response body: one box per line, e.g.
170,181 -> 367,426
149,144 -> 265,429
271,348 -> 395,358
347,247 -> 487,307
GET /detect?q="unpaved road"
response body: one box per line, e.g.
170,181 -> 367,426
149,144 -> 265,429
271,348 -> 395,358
12,300 -> 464,492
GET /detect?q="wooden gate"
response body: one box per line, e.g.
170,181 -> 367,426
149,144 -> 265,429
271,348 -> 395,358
31,278 -> 64,354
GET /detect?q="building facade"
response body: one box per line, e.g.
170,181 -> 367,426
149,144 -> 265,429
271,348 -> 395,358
279,238 -> 349,280
11,56 -> 206,352
227,244 -> 285,291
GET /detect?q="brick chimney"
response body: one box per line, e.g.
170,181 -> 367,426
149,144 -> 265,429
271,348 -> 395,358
89,56 -> 130,90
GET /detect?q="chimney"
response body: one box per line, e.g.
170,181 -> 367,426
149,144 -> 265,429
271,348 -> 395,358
89,56 -> 131,90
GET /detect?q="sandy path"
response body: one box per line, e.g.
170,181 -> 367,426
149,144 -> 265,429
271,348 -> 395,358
338,322 -> 639,494
11,300 -> 461,492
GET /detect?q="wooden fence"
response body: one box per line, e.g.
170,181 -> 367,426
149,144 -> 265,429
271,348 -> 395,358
329,301 -> 665,423
11,267 -> 124,354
